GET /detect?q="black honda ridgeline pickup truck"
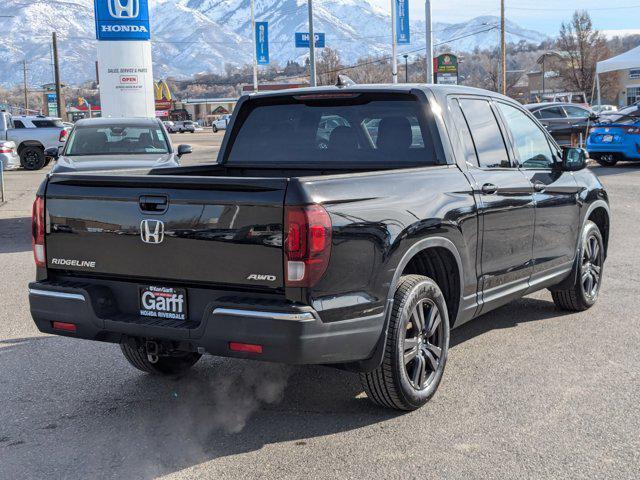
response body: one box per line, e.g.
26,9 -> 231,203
29,85 -> 610,411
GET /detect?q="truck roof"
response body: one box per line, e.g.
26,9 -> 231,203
244,83 -> 515,103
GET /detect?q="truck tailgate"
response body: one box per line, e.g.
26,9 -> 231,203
44,174 -> 287,289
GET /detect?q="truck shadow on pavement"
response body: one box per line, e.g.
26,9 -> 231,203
0,217 -> 31,254
1,297 -> 569,479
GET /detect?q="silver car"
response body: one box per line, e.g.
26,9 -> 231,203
45,117 -> 192,173
0,141 -> 19,170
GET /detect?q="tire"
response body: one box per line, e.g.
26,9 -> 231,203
360,275 -> 450,411
551,220 -> 604,311
20,146 -> 45,170
594,153 -> 618,167
212,125 -> 218,133
120,341 -> 202,375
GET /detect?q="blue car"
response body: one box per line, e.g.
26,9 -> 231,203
587,105 -> 640,166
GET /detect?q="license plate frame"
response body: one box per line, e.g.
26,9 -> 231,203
139,285 -> 188,321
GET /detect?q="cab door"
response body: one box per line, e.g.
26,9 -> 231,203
451,97 -> 535,313
495,101 -> 581,287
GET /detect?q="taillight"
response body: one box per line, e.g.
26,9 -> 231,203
0,148 -> 11,153
59,129 -> 68,142
284,204 -> 332,287
32,196 -> 46,267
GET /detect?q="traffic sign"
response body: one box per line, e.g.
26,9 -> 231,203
295,32 -> 325,48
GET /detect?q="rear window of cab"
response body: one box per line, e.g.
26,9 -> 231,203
225,92 -> 441,167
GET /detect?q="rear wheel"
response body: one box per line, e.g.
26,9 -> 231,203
120,341 -> 201,375
360,275 -> 450,411
551,220 -> 604,311
20,147 -> 45,170
594,153 -> 618,167
212,125 -> 218,133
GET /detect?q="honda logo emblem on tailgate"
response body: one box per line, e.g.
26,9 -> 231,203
140,219 -> 165,244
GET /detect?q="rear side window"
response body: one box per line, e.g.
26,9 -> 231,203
13,120 -> 26,129
226,94 -> 438,166
536,107 -> 565,119
32,119 -> 64,128
458,98 -> 510,168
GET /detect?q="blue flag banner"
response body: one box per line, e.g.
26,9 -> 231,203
396,0 -> 410,44
256,21 -> 269,65
295,32 -> 326,48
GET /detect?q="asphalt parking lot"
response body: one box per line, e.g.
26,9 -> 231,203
1,132 -> 639,479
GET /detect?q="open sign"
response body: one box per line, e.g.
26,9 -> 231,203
120,75 -> 139,84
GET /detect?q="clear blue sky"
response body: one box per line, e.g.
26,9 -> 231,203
369,0 -> 640,36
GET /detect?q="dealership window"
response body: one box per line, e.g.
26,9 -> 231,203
627,87 -> 640,106
629,69 -> 640,80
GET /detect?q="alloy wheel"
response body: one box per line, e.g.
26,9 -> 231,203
581,233 -> 602,299
403,299 -> 444,390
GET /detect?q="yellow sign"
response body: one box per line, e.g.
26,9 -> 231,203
154,80 -> 172,101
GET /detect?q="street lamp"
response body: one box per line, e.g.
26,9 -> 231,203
403,54 -> 409,83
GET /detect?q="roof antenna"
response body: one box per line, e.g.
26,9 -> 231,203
335,75 -> 356,88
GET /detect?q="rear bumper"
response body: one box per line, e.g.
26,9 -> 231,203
28,281 -> 384,366
587,141 -> 640,160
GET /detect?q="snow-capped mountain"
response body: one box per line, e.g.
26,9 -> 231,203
0,0 -> 548,87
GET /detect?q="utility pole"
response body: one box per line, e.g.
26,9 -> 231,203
425,0 -> 433,83
22,60 -> 28,113
250,0 -> 258,92
308,0 -> 317,87
500,0 -> 506,95
52,32 -> 64,119
391,0 -> 398,83
404,54 -> 409,82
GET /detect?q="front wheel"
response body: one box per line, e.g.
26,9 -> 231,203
20,147 -> 45,170
120,341 -> 201,375
360,275 -> 450,411
551,220 -> 604,311
212,125 -> 218,133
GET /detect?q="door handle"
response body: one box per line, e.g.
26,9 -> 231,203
481,183 -> 498,194
139,195 -> 168,213
532,182 -> 546,193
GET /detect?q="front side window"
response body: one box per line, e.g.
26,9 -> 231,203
497,102 -> 554,169
65,125 -> 169,156
564,106 -> 590,118
459,98 -> 510,168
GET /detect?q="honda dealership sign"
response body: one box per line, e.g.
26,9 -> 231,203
94,0 -> 155,118
94,0 -> 150,40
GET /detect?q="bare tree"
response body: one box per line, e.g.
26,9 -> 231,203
317,48 -> 342,86
556,10 -> 616,102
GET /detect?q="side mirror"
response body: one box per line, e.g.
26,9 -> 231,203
44,147 -> 60,160
588,113 -> 599,122
177,144 -> 192,157
561,146 -> 587,171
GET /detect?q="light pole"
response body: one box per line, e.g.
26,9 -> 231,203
308,0 -> 317,87
391,0 -> 398,83
250,0 -> 258,92
403,54 -> 409,82
425,0 -> 433,83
